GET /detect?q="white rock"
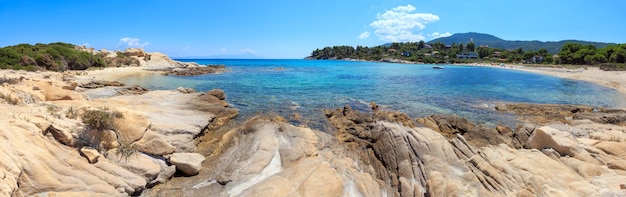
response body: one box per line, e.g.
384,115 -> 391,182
79,147 -> 101,164
168,153 -> 205,175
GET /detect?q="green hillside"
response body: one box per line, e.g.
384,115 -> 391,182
0,42 -> 105,71
428,32 -> 614,54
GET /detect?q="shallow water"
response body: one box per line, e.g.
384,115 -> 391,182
118,59 -> 626,129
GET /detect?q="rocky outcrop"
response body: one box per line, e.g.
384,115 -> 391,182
148,117 -> 383,196
78,80 -> 125,89
104,89 -> 238,152
150,104 -> 626,196
416,114 -> 514,148
496,103 -> 626,125
322,105 -> 626,196
80,47 -> 217,72
0,69 -> 237,196
163,65 -> 226,76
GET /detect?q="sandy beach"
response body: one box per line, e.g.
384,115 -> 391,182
84,67 -> 163,81
459,63 -> 626,95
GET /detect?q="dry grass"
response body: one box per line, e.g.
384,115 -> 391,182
0,93 -> 19,105
0,75 -> 22,84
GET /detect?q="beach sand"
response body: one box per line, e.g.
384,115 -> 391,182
84,67 -> 163,81
461,63 -> 626,95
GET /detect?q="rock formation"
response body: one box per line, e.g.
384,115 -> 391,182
149,103 -> 626,196
0,68 -> 237,196
79,47 -> 226,74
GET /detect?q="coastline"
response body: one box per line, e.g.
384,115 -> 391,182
315,58 -> 626,96
455,63 -> 626,95
3,54 -> 626,196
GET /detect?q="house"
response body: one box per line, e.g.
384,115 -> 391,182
424,44 -> 433,49
530,55 -> 544,64
493,51 -> 502,57
457,52 -> 478,59
402,51 -> 411,57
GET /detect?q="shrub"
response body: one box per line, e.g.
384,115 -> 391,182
66,106 -> 78,119
0,93 -> 19,105
0,42 -> 107,71
599,63 -> 626,71
0,75 -> 22,84
81,108 -> 121,130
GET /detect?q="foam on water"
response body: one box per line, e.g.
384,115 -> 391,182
118,59 -> 626,130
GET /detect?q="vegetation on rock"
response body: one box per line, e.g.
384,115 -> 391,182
0,42 -> 105,71
81,107 -> 123,131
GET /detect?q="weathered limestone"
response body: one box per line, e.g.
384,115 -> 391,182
168,153 -> 206,176
0,66 -> 236,195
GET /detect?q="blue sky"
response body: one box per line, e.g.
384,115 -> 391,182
1,0 -> 624,59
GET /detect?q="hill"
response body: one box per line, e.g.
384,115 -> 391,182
0,42 -> 105,71
428,32 -> 614,54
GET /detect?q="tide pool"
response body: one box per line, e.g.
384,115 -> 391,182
117,59 -> 626,129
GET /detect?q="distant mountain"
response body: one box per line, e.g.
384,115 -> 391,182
428,32 -> 615,54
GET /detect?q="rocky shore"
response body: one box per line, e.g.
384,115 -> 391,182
1,50 -> 626,196
0,50 -> 237,196
146,102 -> 626,196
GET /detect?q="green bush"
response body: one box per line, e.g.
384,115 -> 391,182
81,108 -> 121,130
0,42 -> 106,71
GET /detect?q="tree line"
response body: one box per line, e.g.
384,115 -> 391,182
308,41 -> 626,68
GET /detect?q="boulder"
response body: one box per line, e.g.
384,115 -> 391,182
168,153 -> 205,176
79,147 -> 101,164
106,151 -> 163,182
132,131 -> 176,156
528,126 -> 597,163
43,124 -> 75,147
61,81 -> 78,90
207,89 -> 226,100
176,87 -> 196,94
148,165 -> 177,187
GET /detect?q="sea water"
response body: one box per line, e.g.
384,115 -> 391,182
117,59 -> 626,129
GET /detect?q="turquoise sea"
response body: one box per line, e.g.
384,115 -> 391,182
118,59 -> 626,129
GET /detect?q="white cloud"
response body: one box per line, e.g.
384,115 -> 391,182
240,48 -> 257,54
358,32 -> 371,39
429,32 -> 452,39
369,4 -> 440,42
118,37 -> 149,48
182,46 -> 190,50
